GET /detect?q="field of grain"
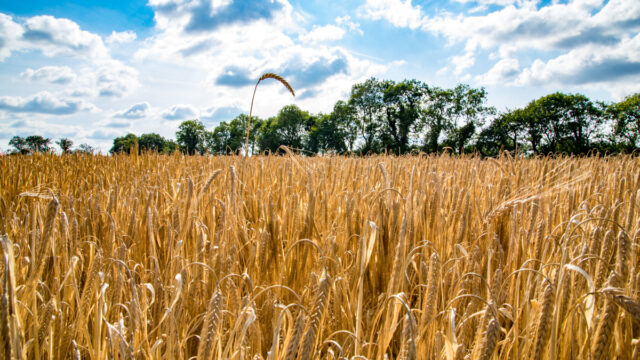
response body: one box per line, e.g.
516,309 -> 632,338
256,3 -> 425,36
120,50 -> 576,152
0,153 -> 638,359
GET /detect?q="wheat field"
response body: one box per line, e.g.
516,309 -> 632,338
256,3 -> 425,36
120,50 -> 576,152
0,152 -> 638,359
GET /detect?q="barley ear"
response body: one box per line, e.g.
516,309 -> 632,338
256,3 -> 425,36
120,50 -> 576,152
532,280 -> 554,360
246,72 -> 295,156
592,272 -> 620,360
298,270 -> 330,359
284,312 -> 306,360
198,288 -> 222,360
259,73 -> 295,97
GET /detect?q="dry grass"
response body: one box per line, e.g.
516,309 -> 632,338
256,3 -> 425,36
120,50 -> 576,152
0,152 -> 638,359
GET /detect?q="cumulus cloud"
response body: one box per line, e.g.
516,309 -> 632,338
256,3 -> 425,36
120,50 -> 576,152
114,102 -> 150,119
358,0 -> 425,30
516,33 -> 640,86
21,15 -> 109,59
20,66 -> 77,84
451,52 -> 475,75
215,66 -> 255,87
0,91 -> 95,115
136,0 -> 384,114
94,61 -> 139,97
282,53 -> 349,88
476,57 -> 520,84
106,30 -> 137,44
416,0 -> 640,95
0,13 -> 23,61
214,51 -> 350,90
162,104 -> 198,120
179,39 -> 218,56
184,0 -> 285,33
201,106 -> 243,124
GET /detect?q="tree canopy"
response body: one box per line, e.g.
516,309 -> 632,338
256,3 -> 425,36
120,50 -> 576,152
7,78 -> 640,157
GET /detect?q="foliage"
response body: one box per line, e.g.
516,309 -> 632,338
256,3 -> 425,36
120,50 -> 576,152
110,133 -> 139,154
609,93 -> 640,151
8,136 -> 29,154
110,133 -> 175,154
56,138 -> 73,154
257,105 -> 310,153
204,114 -> 262,155
7,81 -> 639,157
75,143 -> 97,154
176,119 -> 206,155
25,135 -> 52,153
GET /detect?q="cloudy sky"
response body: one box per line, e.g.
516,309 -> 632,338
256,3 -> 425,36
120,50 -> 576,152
1,0 -> 639,152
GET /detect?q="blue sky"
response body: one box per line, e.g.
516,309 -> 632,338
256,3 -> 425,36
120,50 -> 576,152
1,0 -> 639,152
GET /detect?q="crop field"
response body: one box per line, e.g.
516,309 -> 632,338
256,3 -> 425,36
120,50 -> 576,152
0,153 -> 638,359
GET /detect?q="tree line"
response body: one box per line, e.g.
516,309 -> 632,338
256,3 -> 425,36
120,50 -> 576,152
6,135 -> 96,155
6,78 -> 640,156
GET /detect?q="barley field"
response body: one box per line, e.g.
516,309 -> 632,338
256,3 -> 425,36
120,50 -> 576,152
0,152 -> 638,360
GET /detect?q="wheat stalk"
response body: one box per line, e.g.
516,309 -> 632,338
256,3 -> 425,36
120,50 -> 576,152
592,272 -> 620,360
245,72 -> 295,157
197,288 -> 222,360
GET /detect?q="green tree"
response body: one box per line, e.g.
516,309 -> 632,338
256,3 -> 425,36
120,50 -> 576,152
256,117 -> 280,154
306,113 -> 348,154
610,93 -> 640,151
381,79 -> 427,153
475,110 -> 523,156
331,100 -> 358,153
138,133 -> 167,153
176,120 -> 206,155
76,143 -> 96,154
8,136 -> 29,154
527,92 -> 603,154
56,138 -> 73,154
257,105 -> 309,153
162,139 -> 178,154
204,115 -> 263,155
204,123 -> 232,154
110,133 -> 138,154
422,87 -> 454,153
25,135 -> 52,153
444,84 -> 494,154
349,78 -> 385,153
276,105 -> 309,150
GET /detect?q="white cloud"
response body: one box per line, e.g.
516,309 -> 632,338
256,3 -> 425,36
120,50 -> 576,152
162,104 -> 199,120
424,0 -> 640,53
22,15 -> 109,59
358,0 -> 425,30
94,61 -> 139,97
515,33 -> 640,87
451,52 -> 475,75
420,0 -> 640,96
115,102 -> 151,119
134,0 -> 388,117
106,30 -> 137,44
20,66 -> 77,84
336,16 -> 363,35
0,13 -> 24,61
0,91 -> 95,115
476,57 -> 519,84
299,25 -> 346,43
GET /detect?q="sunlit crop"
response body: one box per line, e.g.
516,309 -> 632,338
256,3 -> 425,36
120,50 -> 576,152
0,152 -> 638,359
